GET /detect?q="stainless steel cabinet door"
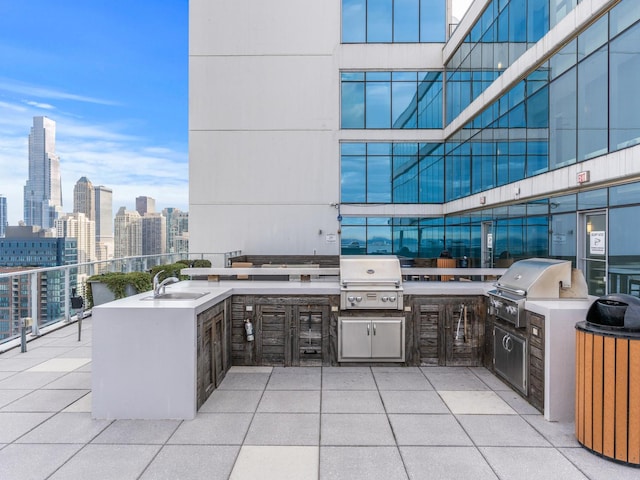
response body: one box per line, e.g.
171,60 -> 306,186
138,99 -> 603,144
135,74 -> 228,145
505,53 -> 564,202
494,325 -> 527,394
371,318 -> 404,360
340,319 -> 372,359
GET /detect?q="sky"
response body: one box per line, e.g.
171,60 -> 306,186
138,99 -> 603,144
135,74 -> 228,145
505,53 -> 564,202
0,1 -> 188,226
453,0 -> 473,23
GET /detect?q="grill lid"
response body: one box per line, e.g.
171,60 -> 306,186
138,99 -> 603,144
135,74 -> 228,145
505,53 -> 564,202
340,255 -> 403,288
496,258 -> 572,299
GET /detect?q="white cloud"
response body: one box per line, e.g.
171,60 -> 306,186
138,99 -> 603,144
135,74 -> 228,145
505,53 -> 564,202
452,0 -> 473,23
0,102 -> 187,225
0,77 -> 119,106
24,100 -> 55,110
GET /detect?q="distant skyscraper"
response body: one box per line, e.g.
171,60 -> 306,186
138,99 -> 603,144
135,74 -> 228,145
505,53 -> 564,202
55,212 -> 95,264
23,116 -> 63,229
136,196 -> 155,216
0,195 -> 6,237
141,213 -> 166,255
94,185 -> 114,260
163,207 -> 188,253
73,176 -> 95,221
114,207 -> 142,258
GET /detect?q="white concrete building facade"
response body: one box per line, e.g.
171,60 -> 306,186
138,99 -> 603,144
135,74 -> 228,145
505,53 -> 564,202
190,0 -> 640,296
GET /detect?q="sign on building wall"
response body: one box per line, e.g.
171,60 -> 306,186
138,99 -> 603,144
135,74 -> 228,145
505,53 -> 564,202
590,231 -> 606,255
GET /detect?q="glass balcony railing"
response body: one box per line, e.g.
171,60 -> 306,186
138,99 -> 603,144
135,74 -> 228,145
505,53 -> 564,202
0,250 -> 241,347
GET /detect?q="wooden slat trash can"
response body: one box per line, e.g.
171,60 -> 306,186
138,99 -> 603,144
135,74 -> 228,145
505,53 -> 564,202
575,294 -> 640,467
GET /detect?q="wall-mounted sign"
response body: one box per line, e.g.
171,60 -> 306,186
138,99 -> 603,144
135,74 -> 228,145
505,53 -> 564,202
577,170 -> 590,184
552,233 -> 566,244
487,233 -> 493,249
326,234 -> 337,243
590,231 -> 605,255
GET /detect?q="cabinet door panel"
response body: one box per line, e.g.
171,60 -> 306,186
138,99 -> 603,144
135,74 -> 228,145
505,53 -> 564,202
372,319 -> 404,360
295,307 -> 325,366
214,312 -> 224,386
340,320 -> 372,359
257,306 -> 287,365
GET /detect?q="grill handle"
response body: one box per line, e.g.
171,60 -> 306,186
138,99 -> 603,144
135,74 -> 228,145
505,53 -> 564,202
495,285 -> 526,296
341,281 -> 401,288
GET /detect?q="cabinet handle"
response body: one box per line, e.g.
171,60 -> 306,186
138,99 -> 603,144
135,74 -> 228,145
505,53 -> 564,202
367,324 -> 370,336
373,323 -> 376,335
505,335 -> 513,352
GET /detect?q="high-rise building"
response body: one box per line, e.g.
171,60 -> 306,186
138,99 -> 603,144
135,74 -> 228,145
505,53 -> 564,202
136,196 -> 156,216
0,226 -> 77,329
190,0 -> 640,297
23,116 -> 63,229
163,207 -> 188,253
73,176 -> 95,221
114,207 -> 142,258
173,232 -> 189,254
55,212 -> 95,264
94,185 -> 114,260
141,213 -> 166,255
0,195 -> 6,237
0,267 -> 32,340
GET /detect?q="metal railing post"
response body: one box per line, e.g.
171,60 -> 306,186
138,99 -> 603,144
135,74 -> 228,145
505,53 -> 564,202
30,272 -> 40,336
64,267 -> 71,322
20,317 -> 32,352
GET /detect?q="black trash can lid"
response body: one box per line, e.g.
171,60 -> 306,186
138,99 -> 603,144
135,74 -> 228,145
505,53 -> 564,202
585,294 -> 640,332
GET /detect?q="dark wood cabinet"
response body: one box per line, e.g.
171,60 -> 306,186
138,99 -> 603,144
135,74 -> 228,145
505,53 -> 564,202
230,294 -> 486,367
231,295 -> 336,367
196,300 -> 229,409
256,303 -> 288,365
527,311 -> 545,412
408,296 -> 485,367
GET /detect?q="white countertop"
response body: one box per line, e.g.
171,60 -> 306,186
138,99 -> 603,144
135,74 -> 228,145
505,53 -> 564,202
92,279 -> 498,315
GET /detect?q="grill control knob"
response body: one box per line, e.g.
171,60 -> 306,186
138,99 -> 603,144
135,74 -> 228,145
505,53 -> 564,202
491,299 -> 503,308
381,296 -> 389,302
356,296 -> 362,302
348,296 -> 356,303
389,296 -> 396,302
506,305 -> 518,315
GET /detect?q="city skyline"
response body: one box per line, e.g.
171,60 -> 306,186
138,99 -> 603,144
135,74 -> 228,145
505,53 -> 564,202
0,2 -> 188,225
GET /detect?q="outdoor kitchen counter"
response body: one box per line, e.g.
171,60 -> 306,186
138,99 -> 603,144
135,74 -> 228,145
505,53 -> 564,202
94,279 -> 495,303
525,298 -> 595,422
92,279 -> 496,420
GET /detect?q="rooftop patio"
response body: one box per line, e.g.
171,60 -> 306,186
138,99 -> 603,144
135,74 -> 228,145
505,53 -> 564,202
0,319 -> 637,480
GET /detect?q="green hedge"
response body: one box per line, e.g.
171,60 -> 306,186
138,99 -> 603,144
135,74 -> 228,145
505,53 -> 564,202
86,271 -> 152,308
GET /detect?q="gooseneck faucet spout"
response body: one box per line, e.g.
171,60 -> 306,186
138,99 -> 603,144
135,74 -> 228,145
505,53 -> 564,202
153,270 -> 180,297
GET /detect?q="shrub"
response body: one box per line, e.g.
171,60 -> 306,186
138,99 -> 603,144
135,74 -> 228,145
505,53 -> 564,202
86,271 -> 152,308
192,259 -> 212,268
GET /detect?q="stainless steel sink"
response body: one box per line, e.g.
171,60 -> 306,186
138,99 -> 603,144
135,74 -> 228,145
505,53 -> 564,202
141,292 -> 210,301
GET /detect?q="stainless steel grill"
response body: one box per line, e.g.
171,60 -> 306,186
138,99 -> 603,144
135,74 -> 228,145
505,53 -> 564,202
488,258 -> 588,327
340,256 -> 404,310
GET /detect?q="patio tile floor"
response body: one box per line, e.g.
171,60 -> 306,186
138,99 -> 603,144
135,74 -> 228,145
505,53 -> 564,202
1,318 -> 639,479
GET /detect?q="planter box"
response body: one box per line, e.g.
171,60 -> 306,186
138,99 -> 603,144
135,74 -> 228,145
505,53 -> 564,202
89,281 -> 139,307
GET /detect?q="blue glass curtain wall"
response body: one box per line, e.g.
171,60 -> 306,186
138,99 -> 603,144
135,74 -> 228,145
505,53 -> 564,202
341,142 -> 444,204
341,8 -> 640,204
445,9 -> 640,202
340,181 -> 640,296
341,72 -> 443,129
342,0 -> 445,43
445,0 -> 551,123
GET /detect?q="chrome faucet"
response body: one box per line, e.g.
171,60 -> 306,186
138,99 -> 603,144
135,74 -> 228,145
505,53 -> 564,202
153,270 -> 180,297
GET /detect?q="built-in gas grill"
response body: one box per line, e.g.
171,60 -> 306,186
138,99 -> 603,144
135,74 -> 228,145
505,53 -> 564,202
488,258 -> 587,328
340,256 -> 404,310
